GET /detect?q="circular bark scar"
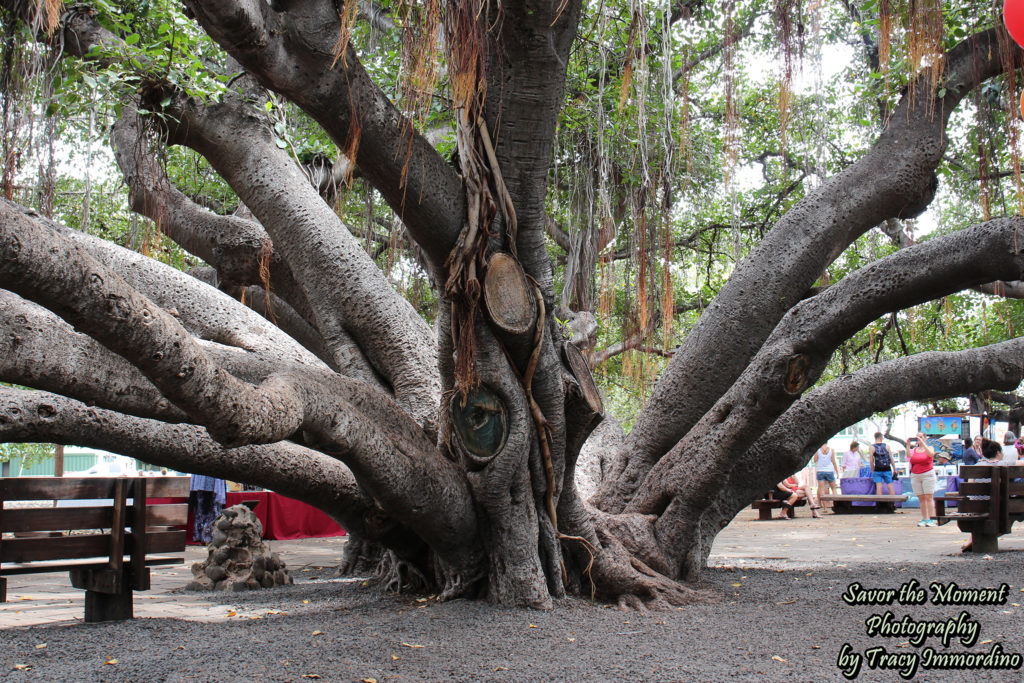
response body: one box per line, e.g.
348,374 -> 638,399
783,353 -> 811,395
451,385 -> 509,468
483,252 -> 537,336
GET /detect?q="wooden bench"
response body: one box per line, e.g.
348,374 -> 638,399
819,494 -> 908,514
751,497 -> 806,520
936,465 -> 1024,553
1,476 -> 189,622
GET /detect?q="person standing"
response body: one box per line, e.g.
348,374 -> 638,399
189,474 -> 227,544
962,436 -> 982,466
841,441 -> 864,479
815,444 -> 840,510
1001,431 -> 1019,465
908,432 -> 937,527
870,432 -> 897,496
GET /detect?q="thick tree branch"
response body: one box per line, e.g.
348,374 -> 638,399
182,0 -> 464,270
0,205 -> 482,574
154,90 -> 439,428
627,218 -> 1024,577
0,386 -> 423,555
684,336 -> 1024,577
596,28 -> 1011,513
0,202 -> 305,446
0,289 -> 186,422
110,110 -> 315,323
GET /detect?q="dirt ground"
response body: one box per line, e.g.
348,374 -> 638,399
2,508 -> 1022,682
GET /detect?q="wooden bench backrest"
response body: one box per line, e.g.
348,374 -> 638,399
0,477 -> 189,581
956,466 -> 1024,531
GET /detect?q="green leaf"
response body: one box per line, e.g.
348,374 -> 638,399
125,33 -> 141,46
274,122 -> 286,136
275,138 -> 288,149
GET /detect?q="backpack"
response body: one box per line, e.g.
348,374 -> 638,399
872,443 -> 892,470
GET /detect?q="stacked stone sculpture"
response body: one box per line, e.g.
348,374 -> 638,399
185,504 -> 293,591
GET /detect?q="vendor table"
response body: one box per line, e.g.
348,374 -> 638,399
222,491 -> 345,542
153,490 -> 345,544
838,477 -> 903,506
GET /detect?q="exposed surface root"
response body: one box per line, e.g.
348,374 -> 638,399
577,511 -> 719,610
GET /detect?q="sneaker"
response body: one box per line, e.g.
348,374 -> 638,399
917,519 -> 929,527
926,519 -> 938,527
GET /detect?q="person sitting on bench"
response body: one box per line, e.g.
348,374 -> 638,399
770,475 -> 821,519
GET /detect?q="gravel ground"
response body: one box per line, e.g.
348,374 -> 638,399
2,550 -> 1023,682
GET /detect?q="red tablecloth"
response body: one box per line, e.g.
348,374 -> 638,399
153,491 -> 345,544
228,491 -> 345,541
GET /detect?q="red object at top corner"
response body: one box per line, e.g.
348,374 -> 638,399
1006,0 -> 1024,49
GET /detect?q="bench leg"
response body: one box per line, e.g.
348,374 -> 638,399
967,533 -> 999,554
84,589 -> 133,623
758,505 -> 772,521
0,576 -> 6,603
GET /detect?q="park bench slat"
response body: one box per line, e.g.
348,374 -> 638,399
1,507 -> 112,533
3,534 -> 112,564
956,499 -> 991,514
957,482 -> 997,496
146,477 -> 190,498
143,530 -> 187,554
0,504 -> 186,534
0,556 -> 183,576
959,465 -> 997,478
0,477 -> 124,501
2,530 -> 186,565
0,476 -> 189,501
129,504 -> 187,527
1007,499 -> 1024,515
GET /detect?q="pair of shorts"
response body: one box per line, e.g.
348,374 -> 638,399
872,470 -> 893,484
910,470 -> 937,496
816,471 -> 836,483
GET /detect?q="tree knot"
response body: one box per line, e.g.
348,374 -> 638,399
783,353 -> 811,395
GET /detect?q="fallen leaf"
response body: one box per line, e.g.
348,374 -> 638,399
494,667 -> 508,671
391,655 -> 399,661
401,642 -> 424,648
811,645 -> 821,650
776,600 -> 796,605
772,655 -> 787,663
980,639 -> 993,645
226,610 -> 237,617
731,583 -> 742,587
415,598 -> 428,603
104,658 -> 118,666
360,678 -> 377,683
567,637 -> 576,642
175,646 -> 185,651
35,643 -> 46,650
18,596 -> 33,601
528,624 -> 538,628
13,664 -> 32,671
312,630 -> 324,636
303,600 -> 310,604
301,675 -> 321,679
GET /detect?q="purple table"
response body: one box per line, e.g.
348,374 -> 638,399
839,476 -> 903,506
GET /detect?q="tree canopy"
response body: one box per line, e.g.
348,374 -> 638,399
1,0 -> 1023,607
